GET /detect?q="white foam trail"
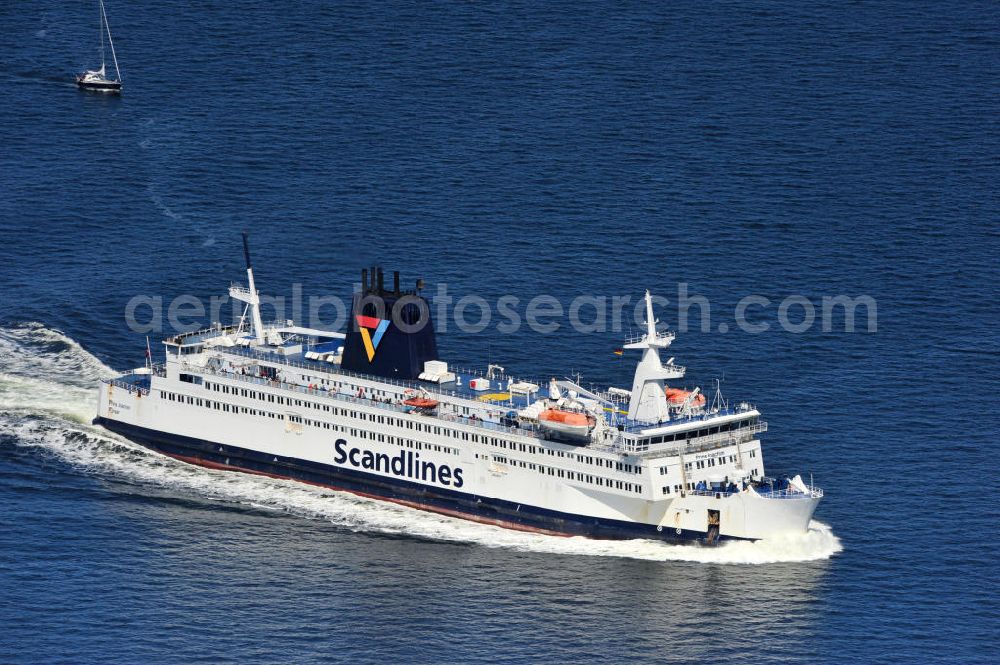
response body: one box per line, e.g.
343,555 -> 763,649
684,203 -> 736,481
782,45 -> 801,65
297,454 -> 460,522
0,323 -> 116,424
0,324 -> 842,564
0,322 -> 117,384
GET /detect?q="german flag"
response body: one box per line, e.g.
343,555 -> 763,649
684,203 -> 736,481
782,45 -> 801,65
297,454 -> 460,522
613,348 -> 624,356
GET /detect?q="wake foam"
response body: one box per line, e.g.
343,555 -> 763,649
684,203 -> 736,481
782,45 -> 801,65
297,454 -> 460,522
0,323 -> 842,564
0,322 -> 117,385
0,322 -> 117,423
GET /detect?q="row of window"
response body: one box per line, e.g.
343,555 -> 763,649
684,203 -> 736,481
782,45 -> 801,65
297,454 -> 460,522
170,382 -> 647,493
693,455 -> 734,470
205,380 -> 475,447
204,377 -> 645,476
657,451 -> 747,476
487,454 -> 644,494
342,428 -> 457,456
640,417 -> 760,447
161,390 -> 458,456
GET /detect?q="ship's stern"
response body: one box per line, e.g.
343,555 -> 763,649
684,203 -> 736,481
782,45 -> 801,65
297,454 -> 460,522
95,372 -> 153,428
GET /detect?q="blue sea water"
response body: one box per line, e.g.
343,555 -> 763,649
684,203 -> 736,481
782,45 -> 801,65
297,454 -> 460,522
1,1 -> 998,662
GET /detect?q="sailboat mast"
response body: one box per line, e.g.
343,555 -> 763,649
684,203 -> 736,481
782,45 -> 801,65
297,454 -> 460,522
100,0 -> 121,81
99,0 -> 105,72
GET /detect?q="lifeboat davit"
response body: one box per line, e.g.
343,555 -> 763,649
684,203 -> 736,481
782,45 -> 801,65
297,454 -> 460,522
538,409 -> 596,443
403,396 -> 439,410
665,387 -> 706,406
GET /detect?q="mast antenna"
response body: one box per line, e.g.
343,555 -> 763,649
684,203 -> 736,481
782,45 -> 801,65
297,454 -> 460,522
228,232 -> 266,344
99,0 -> 104,72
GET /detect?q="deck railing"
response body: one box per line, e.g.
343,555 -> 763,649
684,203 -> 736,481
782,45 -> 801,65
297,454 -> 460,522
105,377 -> 148,395
684,489 -> 740,498
753,487 -> 824,499
623,331 -> 675,346
191,363 -> 544,440
683,486 -> 823,500
220,346 -> 467,398
219,347 -> 745,433
103,364 -> 165,396
209,347 -> 766,459
153,344 -> 763,462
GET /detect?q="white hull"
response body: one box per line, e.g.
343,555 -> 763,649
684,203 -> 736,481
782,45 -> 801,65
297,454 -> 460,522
96,356 -> 820,541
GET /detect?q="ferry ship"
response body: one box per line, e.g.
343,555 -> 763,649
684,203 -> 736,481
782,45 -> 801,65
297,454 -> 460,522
94,235 -> 823,544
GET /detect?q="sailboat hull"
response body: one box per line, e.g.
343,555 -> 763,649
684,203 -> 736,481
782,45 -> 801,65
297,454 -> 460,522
76,78 -> 122,92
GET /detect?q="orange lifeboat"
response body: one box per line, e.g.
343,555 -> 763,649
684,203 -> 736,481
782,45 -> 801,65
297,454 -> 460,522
665,387 -> 706,406
403,396 -> 439,410
538,409 -> 596,443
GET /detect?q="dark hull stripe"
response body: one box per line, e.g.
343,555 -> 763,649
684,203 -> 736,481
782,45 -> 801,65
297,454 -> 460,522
77,82 -> 121,91
94,417 -> 733,544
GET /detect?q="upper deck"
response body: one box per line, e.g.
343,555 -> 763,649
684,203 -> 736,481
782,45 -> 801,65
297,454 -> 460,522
157,322 -> 765,460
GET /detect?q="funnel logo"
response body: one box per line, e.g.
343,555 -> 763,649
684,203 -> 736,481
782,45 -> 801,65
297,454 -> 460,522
356,315 -> 390,362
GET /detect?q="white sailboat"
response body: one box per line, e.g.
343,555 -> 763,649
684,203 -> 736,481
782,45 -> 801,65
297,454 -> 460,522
76,0 -> 122,93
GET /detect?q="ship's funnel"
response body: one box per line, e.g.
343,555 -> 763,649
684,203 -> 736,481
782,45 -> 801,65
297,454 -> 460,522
340,267 -> 439,380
